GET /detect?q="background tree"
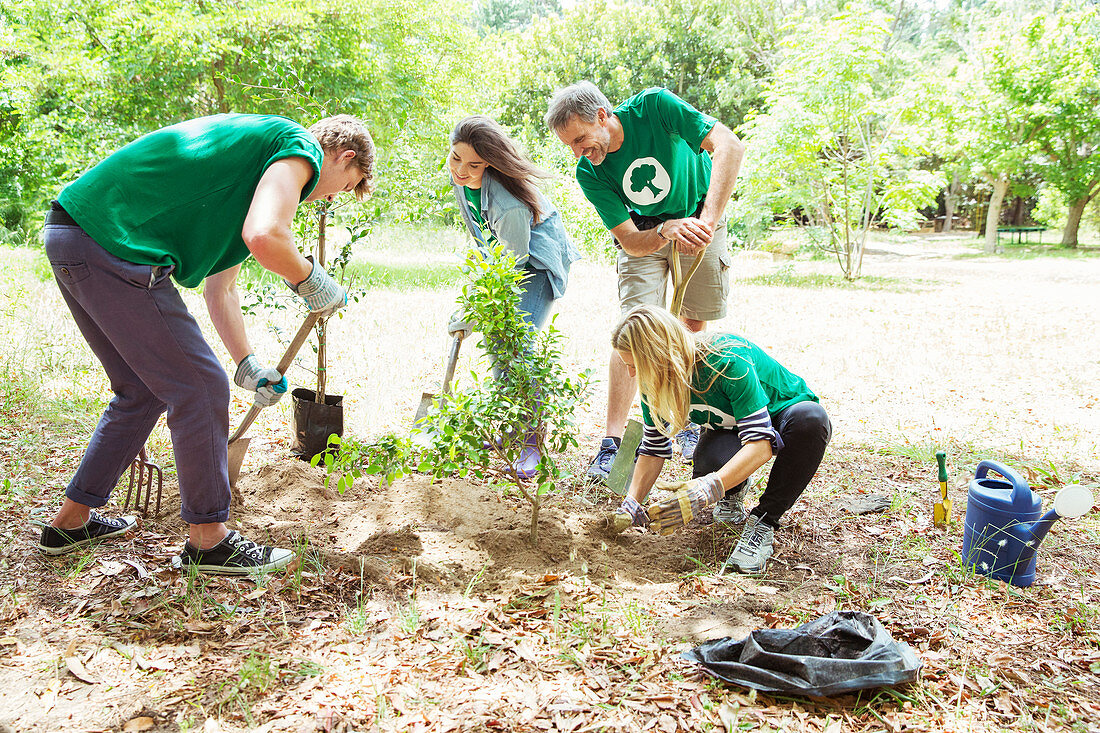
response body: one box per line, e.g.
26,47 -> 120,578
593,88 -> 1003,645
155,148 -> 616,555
986,10 -> 1100,248
0,0 -> 476,233
739,4 -> 942,279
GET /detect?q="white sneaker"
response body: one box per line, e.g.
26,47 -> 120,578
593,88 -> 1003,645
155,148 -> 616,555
724,514 -> 774,575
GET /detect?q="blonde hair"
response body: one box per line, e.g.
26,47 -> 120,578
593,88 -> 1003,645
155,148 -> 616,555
611,305 -> 744,438
309,115 -> 376,200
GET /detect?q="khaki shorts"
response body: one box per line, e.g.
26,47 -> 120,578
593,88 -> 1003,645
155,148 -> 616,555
616,221 -> 731,321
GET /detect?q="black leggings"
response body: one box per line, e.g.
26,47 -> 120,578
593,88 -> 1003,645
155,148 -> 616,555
692,401 -> 832,527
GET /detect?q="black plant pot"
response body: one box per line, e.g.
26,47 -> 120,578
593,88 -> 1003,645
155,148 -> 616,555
290,387 -> 344,461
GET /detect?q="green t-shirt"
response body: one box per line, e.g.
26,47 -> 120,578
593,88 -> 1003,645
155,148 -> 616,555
462,186 -> 498,247
641,334 -> 818,431
59,114 -> 323,288
577,88 -> 717,230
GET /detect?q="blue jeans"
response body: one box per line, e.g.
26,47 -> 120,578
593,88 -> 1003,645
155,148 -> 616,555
489,266 -> 556,383
44,223 -> 232,524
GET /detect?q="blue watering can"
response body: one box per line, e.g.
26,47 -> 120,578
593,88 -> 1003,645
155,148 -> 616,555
962,460 -> 1093,587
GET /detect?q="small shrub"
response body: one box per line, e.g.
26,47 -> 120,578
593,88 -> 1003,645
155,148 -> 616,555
414,245 -> 591,545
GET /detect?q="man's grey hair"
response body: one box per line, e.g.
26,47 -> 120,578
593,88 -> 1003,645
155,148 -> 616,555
544,81 -> 614,131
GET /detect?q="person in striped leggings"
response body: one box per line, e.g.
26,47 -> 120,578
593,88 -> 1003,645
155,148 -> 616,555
607,305 -> 831,575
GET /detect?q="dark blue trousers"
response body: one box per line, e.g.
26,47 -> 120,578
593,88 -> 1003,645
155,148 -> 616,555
692,401 -> 832,527
44,223 -> 231,524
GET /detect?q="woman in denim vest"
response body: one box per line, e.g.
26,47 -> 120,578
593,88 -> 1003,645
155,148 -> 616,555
446,116 -> 581,478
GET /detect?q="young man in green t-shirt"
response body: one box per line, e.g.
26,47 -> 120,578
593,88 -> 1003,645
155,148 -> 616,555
545,81 -> 746,489
37,114 -> 374,575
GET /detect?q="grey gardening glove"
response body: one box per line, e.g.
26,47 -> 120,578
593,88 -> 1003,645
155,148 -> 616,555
647,472 -> 725,536
447,310 -> 473,340
286,257 -> 346,318
607,496 -> 650,534
234,354 -> 287,407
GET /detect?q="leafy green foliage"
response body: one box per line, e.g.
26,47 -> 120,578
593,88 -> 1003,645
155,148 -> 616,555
413,245 -> 590,545
310,432 -> 410,494
493,0 -> 771,134
0,0 -> 477,237
739,5 -> 942,278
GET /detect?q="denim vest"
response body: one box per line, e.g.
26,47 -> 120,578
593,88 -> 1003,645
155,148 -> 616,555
453,172 -> 581,299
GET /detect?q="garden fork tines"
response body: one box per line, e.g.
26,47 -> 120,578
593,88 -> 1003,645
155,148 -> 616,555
124,447 -> 163,517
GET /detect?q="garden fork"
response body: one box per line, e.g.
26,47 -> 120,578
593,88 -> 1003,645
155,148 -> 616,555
124,447 -> 163,517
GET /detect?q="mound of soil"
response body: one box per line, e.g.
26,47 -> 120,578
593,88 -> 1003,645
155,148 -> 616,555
224,459 -> 751,599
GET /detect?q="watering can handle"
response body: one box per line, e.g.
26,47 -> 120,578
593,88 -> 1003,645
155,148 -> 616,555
974,460 -> 1032,504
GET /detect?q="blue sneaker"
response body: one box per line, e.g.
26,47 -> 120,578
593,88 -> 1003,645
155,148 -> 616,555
675,423 -> 701,462
586,438 -> 619,483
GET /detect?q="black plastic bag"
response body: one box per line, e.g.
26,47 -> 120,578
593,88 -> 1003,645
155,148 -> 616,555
681,610 -> 921,697
290,388 -> 344,461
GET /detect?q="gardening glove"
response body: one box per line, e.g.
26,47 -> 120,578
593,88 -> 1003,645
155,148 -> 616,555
286,257 -> 346,318
233,354 -> 288,407
447,309 -> 473,340
607,496 -> 649,534
646,473 -> 725,536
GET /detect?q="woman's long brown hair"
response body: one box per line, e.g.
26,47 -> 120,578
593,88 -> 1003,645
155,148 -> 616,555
451,116 -> 551,224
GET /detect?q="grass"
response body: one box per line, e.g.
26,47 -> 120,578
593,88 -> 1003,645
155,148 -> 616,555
741,264 -> 937,292
955,241 -> 1100,260
396,596 -> 421,636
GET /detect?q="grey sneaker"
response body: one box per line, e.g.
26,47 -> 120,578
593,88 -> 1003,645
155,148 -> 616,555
712,482 -> 748,525
674,423 -> 700,462
723,514 -> 774,575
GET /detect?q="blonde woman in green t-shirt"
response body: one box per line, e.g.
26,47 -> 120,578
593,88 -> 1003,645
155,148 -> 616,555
608,305 -> 832,575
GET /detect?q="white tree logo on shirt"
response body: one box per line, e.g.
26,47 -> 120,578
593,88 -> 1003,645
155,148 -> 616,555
622,157 -> 671,207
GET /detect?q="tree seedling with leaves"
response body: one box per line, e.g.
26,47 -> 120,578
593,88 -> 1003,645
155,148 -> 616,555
311,432 -> 410,494
413,245 -> 590,546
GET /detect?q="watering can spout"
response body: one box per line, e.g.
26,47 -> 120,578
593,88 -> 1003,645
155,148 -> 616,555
1015,508 -> 1060,559
1022,485 -> 1094,550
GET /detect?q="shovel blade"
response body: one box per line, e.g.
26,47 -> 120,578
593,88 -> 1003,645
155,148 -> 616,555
228,437 -> 251,487
413,391 -> 437,425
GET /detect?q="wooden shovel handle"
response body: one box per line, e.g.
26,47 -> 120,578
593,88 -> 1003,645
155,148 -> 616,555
441,334 -> 463,396
228,311 -> 321,444
670,250 -> 705,318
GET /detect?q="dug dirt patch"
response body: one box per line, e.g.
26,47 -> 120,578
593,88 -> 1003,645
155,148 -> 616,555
226,458 -> 796,605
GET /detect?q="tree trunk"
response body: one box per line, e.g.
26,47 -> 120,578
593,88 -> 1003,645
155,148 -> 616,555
212,56 -> 229,114
943,174 -> 958,232
1061,194 -> 1093,248
530,496 -> 540,546
315,207 -> 327,403
984,174 -> 1009,254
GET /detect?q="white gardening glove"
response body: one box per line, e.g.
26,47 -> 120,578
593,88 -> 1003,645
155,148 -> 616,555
647,472 -> 725,536
233,354 -> 287,407
447,309 -> 473,339
287,257 -> 346,317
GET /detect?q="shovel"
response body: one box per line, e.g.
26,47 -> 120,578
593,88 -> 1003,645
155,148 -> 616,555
933,450 -> 952,526
228,311 -> 321,486
413,333 -> 463,430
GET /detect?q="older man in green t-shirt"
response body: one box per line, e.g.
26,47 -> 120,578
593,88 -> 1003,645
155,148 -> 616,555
545,81 -> 746,485
37,114 -> 374,575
